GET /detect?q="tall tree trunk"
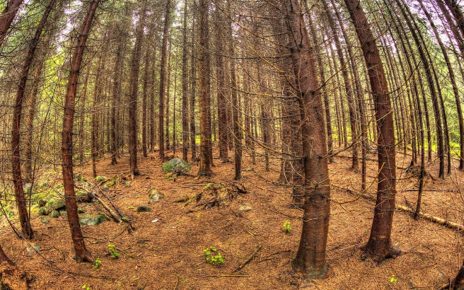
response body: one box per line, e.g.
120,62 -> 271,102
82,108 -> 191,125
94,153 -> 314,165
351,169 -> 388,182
190,9 -> 197,161
282,0 -> 331,278
62,0 -> 100,262
159,0 -> 172,160
227,0 -> 242,180
128,1 -> 147,177
214,0 -> 229,163
323,0 -> 358,171
198,0 -> 213,176
396,0 -> 445,178
0,0 -> 22,45
111,12 -> 127,165
181,0 -> 190,161
11,0 -> 56,240
344,0 -> 398,262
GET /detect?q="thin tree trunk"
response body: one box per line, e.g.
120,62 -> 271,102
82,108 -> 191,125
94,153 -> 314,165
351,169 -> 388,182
181,1 -> 190,161
128,1 -> 147,177
158,0 -> 172,160
198,0 -> 213,176
227,0 -> 242,180
214,0 -> 229,163
62,0 -> 100,262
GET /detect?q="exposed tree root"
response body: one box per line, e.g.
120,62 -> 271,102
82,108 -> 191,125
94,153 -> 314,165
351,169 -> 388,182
185,182 -> 247,211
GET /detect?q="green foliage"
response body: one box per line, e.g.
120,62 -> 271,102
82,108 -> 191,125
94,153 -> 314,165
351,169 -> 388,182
82,284 -> 91,290
162,158 -> 191,175
95,176 -> 107,183
107,243 -> 120,259
282,220 -> 291,234
93,258 -> 102,270
203,246 -> 225,266
388,275 -> 398,284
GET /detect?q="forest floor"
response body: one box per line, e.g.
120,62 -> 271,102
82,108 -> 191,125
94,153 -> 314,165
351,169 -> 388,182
0,147 -> 463,290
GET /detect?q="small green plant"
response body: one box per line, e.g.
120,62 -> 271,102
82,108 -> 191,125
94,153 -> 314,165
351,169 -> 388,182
203,246 -> 225,266
282,220 -> 291,234
82,284 -> 91,290
107,242 -> 120,259
93,258 -> 102,269
388,275 -> 398,284
95,176 -> 107,183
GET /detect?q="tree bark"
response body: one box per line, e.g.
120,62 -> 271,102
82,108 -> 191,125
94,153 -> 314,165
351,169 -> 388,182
214,0 -> 229,163
181,1 -> 190,161
282,0 -> 331,278
344,0 -> 398,262
62,0 -> 100,262
0,0 -> 22,45
128,1 -> 147,177
198,0 -> 213,176
227,0 -> 242,180
11,0 -> 56,240
158,0 -> 172,160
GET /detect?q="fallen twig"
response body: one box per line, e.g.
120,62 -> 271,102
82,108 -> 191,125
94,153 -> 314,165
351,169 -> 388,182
233,245 -> 262,273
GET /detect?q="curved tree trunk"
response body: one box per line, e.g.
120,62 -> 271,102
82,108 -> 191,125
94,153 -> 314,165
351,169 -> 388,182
11,0 -> 56,240
344,0 -> 398,262
62,0 -> 100,262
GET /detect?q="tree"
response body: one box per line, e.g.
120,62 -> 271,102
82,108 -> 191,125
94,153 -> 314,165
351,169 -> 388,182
282,0 -> 331,278
62,0 -> 101,262
181,0 -> 190,161
343,0 -> 399,262
197,0 -> 213,176
128,1 -> 148,177
158,0 -> 173,160
0,0 -> 23,45
11,0 -> 57,240
214,0 -> 229,163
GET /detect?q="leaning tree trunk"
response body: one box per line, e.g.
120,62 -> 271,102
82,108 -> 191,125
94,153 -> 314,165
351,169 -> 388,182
0,0 -> 23,45
197,0 -> 213,176
282,0 -> 331,279
344,0 -> 398,262
62,0 -> 100,262
11,0 -> 56,240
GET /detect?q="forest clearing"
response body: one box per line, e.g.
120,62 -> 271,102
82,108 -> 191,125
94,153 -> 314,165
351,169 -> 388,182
1,0 -> 464,289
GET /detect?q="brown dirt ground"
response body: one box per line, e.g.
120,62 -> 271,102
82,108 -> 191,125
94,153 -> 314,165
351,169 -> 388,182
0,148 -> 463,290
